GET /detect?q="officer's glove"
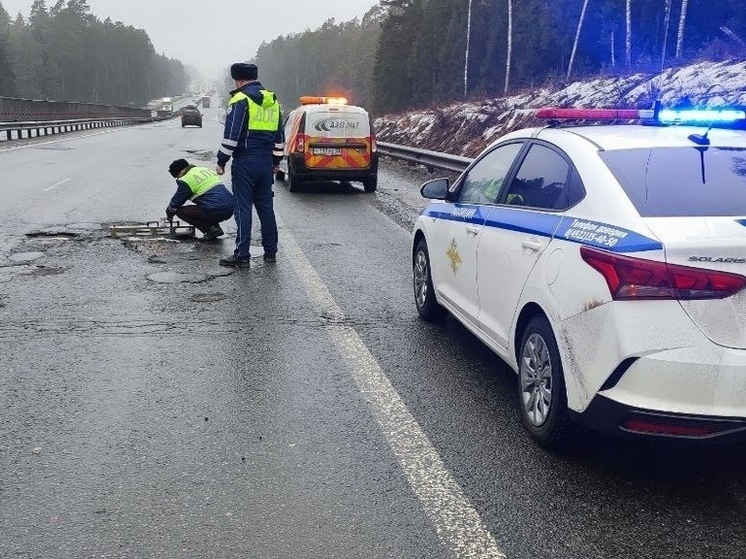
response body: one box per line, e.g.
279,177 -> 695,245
165,207 -> 176,220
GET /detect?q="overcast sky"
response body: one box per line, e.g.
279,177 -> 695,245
2,0 -> 380,79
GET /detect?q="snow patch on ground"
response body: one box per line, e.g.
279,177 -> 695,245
374,59 -> 746,157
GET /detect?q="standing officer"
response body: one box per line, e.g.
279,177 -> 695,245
216,62 -> 284,268
166,159 -> 235,242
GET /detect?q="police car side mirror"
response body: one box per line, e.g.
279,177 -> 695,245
420,178 -> 450,200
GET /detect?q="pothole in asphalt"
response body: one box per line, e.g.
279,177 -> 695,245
183,149 -> 215,161
28,266 -> 66,277
9,252 -> 45,263
190,293 -> 227,303
147,271 -> 225,284
25,231 -> 78,238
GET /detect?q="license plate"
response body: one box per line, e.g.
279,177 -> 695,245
312,147 -> 342,156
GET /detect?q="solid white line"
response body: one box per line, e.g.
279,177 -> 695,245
276,214 -> 507,559
42,178 -> 71,192
0,127 -> 127,153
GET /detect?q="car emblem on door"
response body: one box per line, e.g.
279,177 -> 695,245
447,238 -> 462,275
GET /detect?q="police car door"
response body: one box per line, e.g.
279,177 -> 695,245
478,142 -> 577,351
428,142 -> 525,327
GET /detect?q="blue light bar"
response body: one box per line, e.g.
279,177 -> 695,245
657,109 -> 746,124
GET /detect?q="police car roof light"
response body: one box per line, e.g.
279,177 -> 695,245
536,107 -> 746,125
656,109 -> 746,124
535,108 -> 653,120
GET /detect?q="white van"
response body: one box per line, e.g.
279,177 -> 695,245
279,96 -> 379,192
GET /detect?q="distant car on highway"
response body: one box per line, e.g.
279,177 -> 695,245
181,105 -> 202,128
412,105 -> 746,449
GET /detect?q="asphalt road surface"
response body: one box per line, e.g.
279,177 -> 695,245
1,110 -> 744,559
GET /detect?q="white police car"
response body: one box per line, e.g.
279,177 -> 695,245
412,106 -> 746,448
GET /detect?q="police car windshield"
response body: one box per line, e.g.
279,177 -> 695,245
600,146 -> 746,217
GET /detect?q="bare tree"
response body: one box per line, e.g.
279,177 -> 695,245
675,0 -> 689,59
720,25 -> 746,49
464,0 -> 473,97
504,0 -> 513,95
660,0 -> 672,70
567,0 -> 590,82
625,0 -> 632,68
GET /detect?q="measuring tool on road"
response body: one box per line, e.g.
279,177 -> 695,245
109,218 -> 195,239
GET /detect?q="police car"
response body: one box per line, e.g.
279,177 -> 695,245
412,105 -> 746,448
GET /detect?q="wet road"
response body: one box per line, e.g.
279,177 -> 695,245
0,112 -> 744,559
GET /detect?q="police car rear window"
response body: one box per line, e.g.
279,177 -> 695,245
600,147 -> 746,217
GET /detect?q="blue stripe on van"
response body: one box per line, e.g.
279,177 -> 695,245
422,204 -> 662,253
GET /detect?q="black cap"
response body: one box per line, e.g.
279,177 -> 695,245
231,63 -> 258,81
168,159 -> 190,178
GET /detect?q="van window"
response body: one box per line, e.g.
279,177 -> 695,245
304,109 -> 370,138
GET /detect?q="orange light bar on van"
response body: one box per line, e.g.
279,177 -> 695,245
299,96 -> 348,106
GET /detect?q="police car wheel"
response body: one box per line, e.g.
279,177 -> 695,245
413,239 -> 446,322
363,176 -> 377,193
517,315 -> 571,449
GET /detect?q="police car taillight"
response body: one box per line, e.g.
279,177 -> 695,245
580,246 -> 746,300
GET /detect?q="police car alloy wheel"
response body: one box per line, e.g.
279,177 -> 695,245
518,315 -> 569,448
413,239 -> 446,321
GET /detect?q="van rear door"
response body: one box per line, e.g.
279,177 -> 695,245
303,107 -> 373,170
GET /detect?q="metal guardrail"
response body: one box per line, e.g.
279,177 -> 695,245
0,116 -> 158,142
378,141 -> 473,173
0,117 -> 472,172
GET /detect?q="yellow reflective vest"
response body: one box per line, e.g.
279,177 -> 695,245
180,166 -> 222,199
228,90 -> 280,132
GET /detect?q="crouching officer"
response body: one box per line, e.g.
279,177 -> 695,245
166,159 -> 235,242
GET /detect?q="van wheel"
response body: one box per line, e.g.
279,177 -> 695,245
363,176 -> 377,193
287,164 -> 303,192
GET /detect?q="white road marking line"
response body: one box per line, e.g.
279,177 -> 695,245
42,178 -> 71,192
0,127 -> 125,153
277,214 -> 507,559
